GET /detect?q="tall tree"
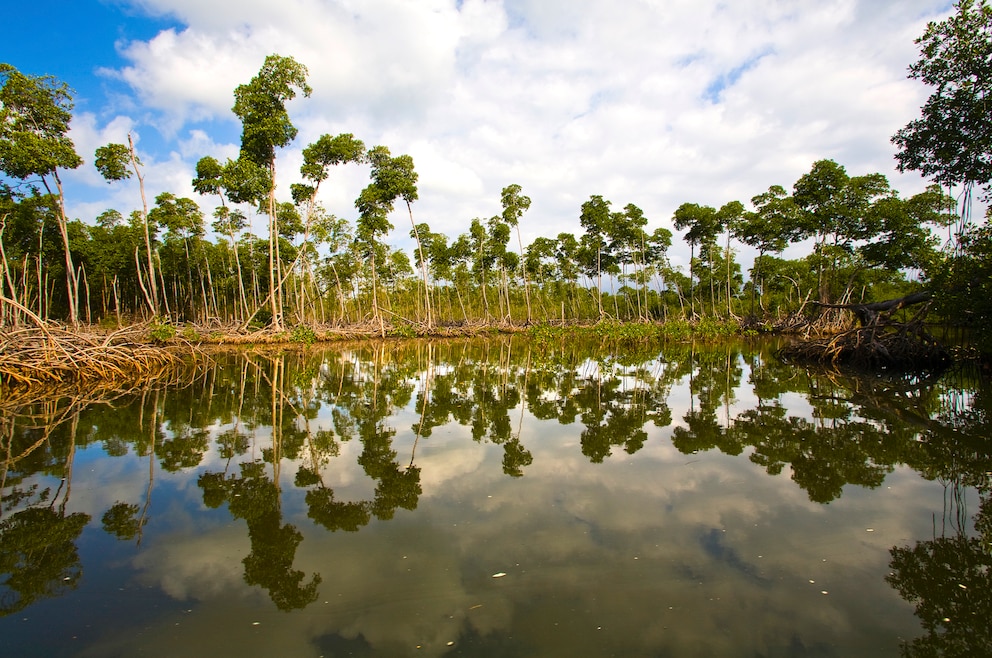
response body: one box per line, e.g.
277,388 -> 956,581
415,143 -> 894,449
355,146 -> 420,331
672,202 -> 719,318
232,54 -> 312,330
500,184 -> 533,323
736,185 -> 797,314
716,200 -> 745,318
95,135 -> 157,315
291,133 -> 365,323
579,195 -> 614,319
892,0 -> 992,226
0,64 -> 83,324
793,160 -> 894,303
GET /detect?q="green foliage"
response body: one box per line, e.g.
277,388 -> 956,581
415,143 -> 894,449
147,319 -> 176,343
0,507 -> 90,615
290,324 -> 317,346
0,63 -> 82,180
931,223 -> 992,354
389,323 -> 418,339
232,54 -> 311,169
893,0 -> 992,196
250,308 -> 272,330
93,143 -> 132,182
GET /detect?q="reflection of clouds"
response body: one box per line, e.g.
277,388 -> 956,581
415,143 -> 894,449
132,525 -> 248,601
43,347 -> 972,657
77,428 -> 941,657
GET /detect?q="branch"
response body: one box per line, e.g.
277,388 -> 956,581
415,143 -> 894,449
812,290 -> 932,326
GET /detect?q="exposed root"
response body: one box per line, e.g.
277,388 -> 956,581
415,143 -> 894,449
0,325 -> 206,400
776,319 -> 951,373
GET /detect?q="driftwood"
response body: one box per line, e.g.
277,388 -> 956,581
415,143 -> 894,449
777,290 -> 950,371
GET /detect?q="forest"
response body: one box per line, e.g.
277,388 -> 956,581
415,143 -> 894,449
0,1 -> 990,358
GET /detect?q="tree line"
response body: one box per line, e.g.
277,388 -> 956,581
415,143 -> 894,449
1,1 -> 990,347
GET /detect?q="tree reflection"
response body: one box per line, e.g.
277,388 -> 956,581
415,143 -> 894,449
888,500 -> 992,657
886,369 -> 992,656
3,332 -> 991,627
0,399 -> 89,616
199,461 -> 321,611
0,506 -> 89,616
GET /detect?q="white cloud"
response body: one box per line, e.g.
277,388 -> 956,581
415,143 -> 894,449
71,0 -> 951,263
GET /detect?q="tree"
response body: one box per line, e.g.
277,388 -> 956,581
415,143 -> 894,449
232,54 -> 312,330
193,155 -> 270,321
501,184 -> 533,322
356,145 -> 419,333
0,64 -> 83,324
672,202 -> 719,318
737,186 -> 797,314
291,133 -> 365,323
931,221 -> 992,353
95,135 -> 159,315
148,192 -> 205,320
579,195 -> 615,319
716,200 -> 745,318
892,0 -> 992,223
793,160 -> 895,304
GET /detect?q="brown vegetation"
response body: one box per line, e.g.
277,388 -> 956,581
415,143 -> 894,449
776,293 -> 951,371
0,324 -> 203,401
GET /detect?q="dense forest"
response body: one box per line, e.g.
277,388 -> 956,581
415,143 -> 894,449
0,1 -> 990,354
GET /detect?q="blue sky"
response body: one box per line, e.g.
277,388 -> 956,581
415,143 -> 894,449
5,2 -> 178,109
1,0 -> 956,268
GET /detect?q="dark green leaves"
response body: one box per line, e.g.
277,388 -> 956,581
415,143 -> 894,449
232,54 -> 312,169
94,143 -> 133,182
0,64 -> 81,181
893,0 -> 992,195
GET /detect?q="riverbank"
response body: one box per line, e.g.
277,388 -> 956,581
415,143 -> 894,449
0,317 -> 749,395
2,315 -> 984,398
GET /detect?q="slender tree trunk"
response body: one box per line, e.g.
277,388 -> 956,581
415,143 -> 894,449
128,134 -> 157,315
43,172 -> 79,325
515,224 -> 532,324
407,201 -> 432,329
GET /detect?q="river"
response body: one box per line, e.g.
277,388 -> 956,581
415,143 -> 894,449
1,335 -> 989,657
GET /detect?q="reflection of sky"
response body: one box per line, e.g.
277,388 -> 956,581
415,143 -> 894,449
2,348 -> 977,657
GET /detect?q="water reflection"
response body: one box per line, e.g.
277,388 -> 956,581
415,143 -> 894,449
0,336 -> 989,656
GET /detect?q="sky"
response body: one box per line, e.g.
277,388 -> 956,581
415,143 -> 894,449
2,0 -> 955,270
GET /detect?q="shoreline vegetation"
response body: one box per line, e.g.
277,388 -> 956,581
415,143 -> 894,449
2,306 -> 983,401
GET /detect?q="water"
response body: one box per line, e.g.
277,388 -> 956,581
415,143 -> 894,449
1,335 -> 989,657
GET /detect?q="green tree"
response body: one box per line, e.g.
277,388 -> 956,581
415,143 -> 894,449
0,64 -> 83,324
931,221 -> 992,353
793,160 -> 896,304
95,135 -> 157,314
148,193 -> 206,320
355,145 -> 419,332
672,202 -> 719,318
579,195 -> 615,319
716,200 -> 745,318
232,54 -> 312,330
736,186 -> 798,314
893,0 -> 992,222
501,184 -> 533,322
193,155 -> 271,322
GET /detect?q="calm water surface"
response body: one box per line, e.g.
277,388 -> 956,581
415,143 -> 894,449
1,336 -> 989,657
